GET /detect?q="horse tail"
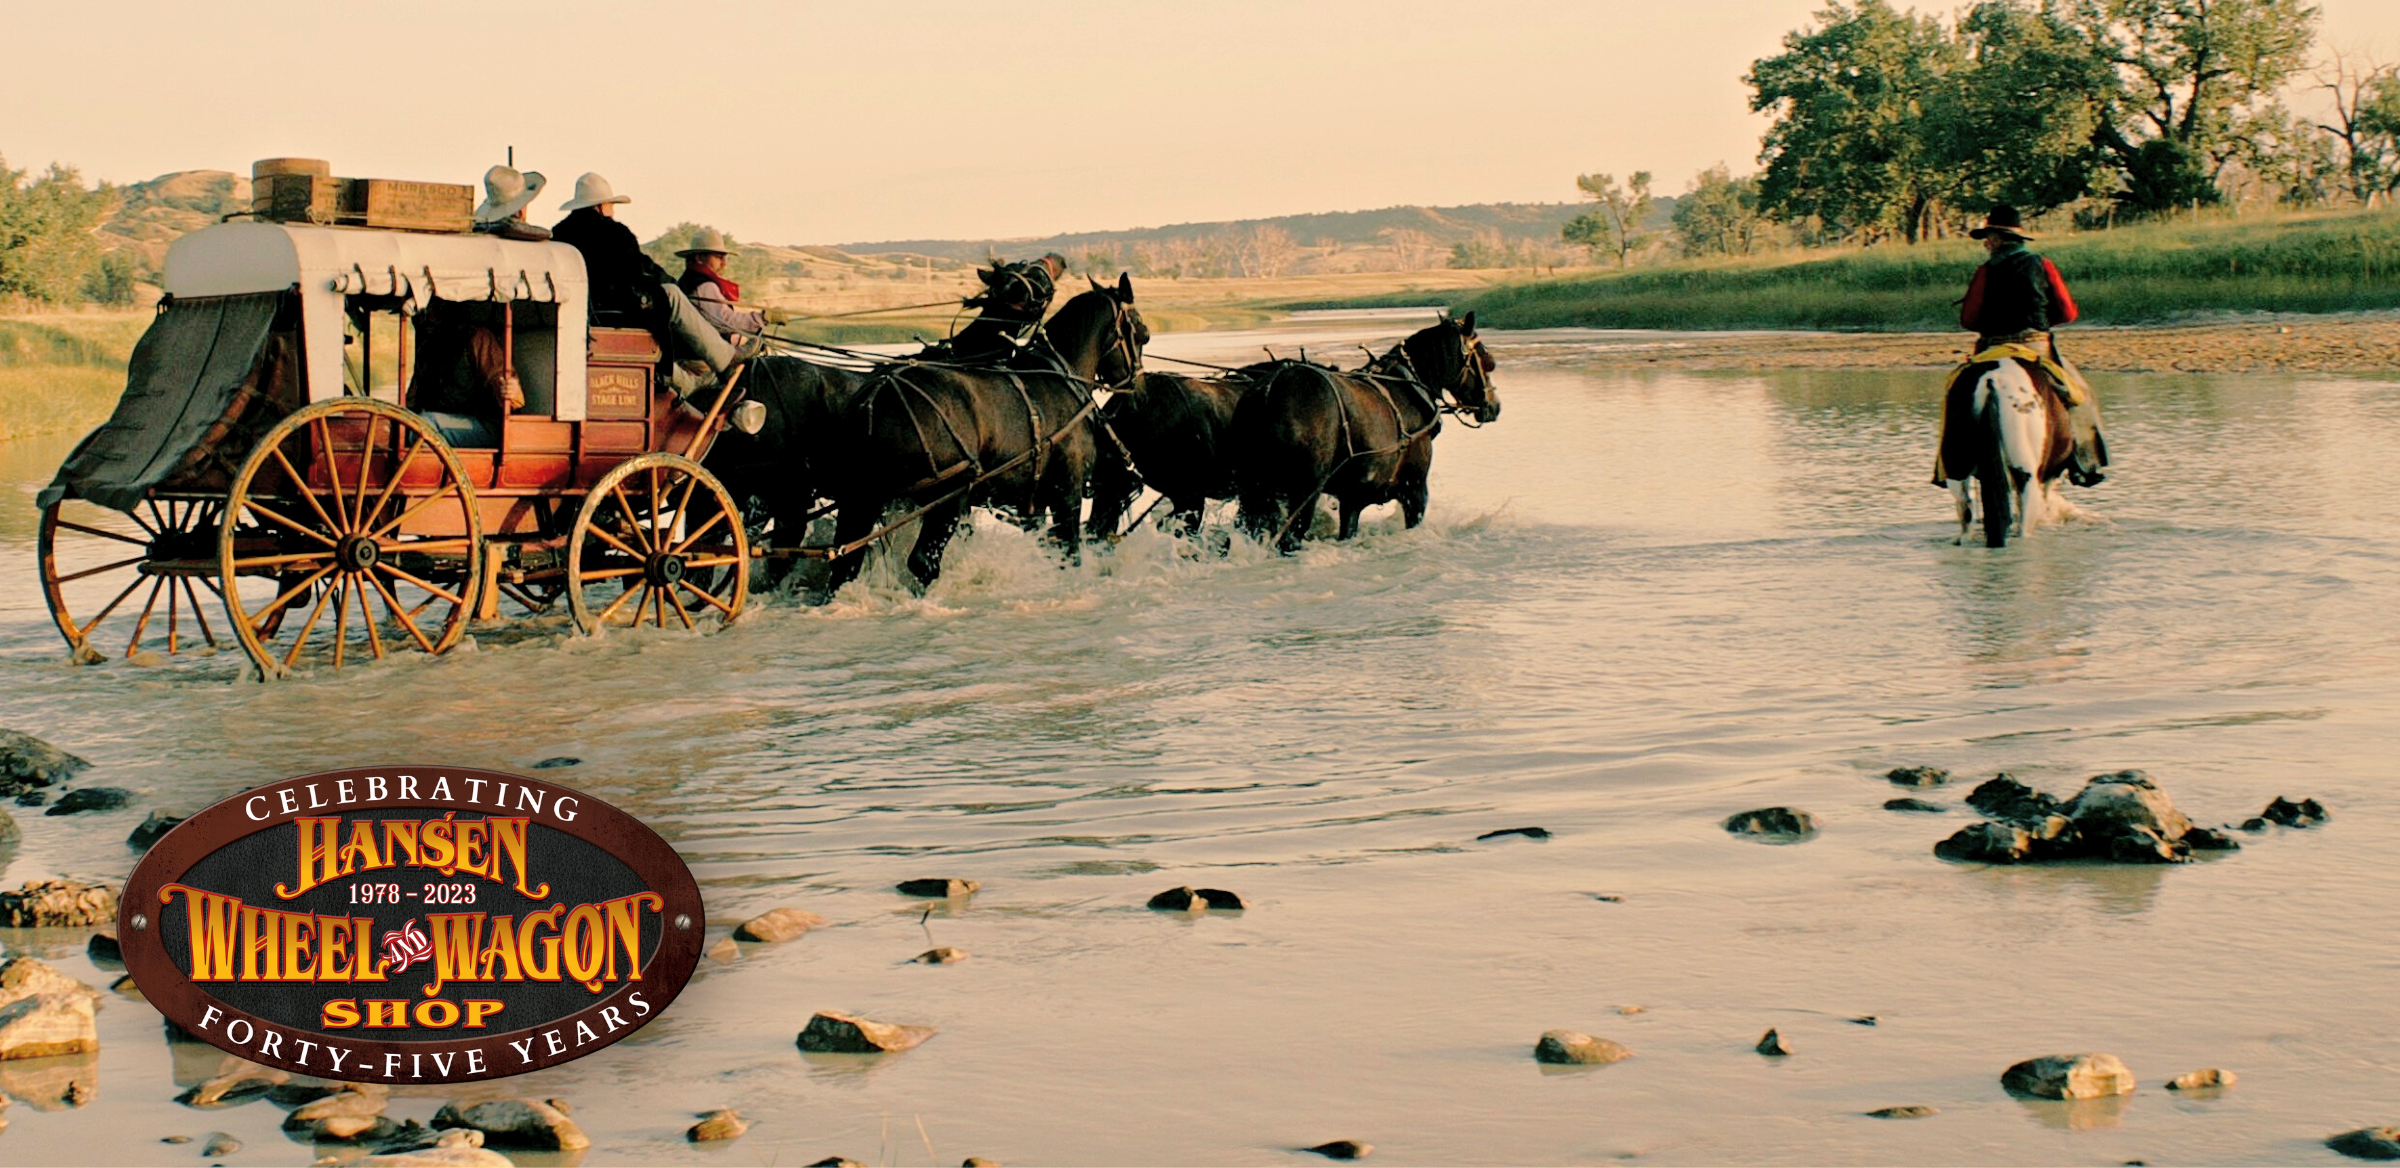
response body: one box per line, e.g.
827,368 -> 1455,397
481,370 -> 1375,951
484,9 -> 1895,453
1974,375 -> 2013,548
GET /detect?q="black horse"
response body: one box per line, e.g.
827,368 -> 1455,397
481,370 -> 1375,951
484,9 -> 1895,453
1233,313 -> 1499,551
822,275 -> 1149,593
702,354 -> 874,589
1087,365 -> 1270,539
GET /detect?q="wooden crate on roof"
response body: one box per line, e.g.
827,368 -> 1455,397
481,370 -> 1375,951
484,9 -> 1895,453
340,178 -> 473,234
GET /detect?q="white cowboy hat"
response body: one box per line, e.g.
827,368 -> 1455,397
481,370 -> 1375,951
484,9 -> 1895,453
561,172 -> 631,212
473,166 -> 546,224
674,227 -> 738,259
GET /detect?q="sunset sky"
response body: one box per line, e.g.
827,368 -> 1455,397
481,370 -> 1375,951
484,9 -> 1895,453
5,0 -> 2395,246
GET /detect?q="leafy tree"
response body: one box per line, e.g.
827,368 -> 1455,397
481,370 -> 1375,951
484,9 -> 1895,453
1562,170 -> 1653,265
2066,0 -> 2321,212
1747,1 -> 1961,244
1944,2 -> 2119,214
1673,166 -> 1769,257
0,157 -> 117,305
82,250 -> 141,305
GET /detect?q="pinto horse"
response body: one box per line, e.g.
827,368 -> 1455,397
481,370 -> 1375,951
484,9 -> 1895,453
1939,357 -> 2074,548
821,275 -> 1148,593
1233,313 -> 1498,551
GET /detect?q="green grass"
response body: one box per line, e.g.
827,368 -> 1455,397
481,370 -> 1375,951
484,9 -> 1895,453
0,313 -> 147,442
1300,208 -> 2400,332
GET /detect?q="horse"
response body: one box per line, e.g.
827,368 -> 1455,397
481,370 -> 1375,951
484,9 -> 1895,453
820,275 -> 1148,593
1233,313 -> 1499,552
702,354 -> 874,589
1087,365 -> 1272,539
1939,357 -> 2074,548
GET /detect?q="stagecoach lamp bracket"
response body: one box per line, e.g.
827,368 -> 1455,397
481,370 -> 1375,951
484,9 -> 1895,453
730,400 -> 767,435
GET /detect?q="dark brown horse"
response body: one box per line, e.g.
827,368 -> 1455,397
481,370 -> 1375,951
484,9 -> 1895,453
1087,365 -> 1270,539
822,276 -> 1148,592
702,354 -> 873,588
1234,313 -> 1498,551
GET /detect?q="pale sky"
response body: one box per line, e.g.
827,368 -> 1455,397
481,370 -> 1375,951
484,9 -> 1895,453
4,0 -> 2395,246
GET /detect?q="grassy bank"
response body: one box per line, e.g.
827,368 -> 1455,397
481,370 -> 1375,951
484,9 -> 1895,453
1303,208 -> 2400,332
0,313 -> 146,442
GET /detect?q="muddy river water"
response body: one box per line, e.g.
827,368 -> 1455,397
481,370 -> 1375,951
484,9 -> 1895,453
0,312 -> 2396,1165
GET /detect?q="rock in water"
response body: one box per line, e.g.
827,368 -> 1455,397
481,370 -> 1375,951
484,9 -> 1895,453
1934,822 -> 2036,863
688,1108 -> 748,1141
127,811 -> 184,849
284,1089 -> 394,1141
0,879 -> 117,926
531,756 -> 580,769
707,937 -> 739,963
201,1133 -> 241,1156
896,878 -> 980,897
797,1011 -> 935,1054
1533,1030 -> 1632,1065
86,930 -> 120,964
733,907 -> 828,943
1305,1139 -> 1373,1160
431,1098 -> 590,1151
963,1158 -> 1002,1166
2065,771 -> 2194,863
1722,807 -> 1816,839
1885,766 -> 1950,787
1476,826 -> 1551,841
912,947 -> 968,964
362,1129 -> 510,1168
811,1157 -> 866,1166
177,1061 -> 287,1106
0,956 -> 102,1009
1147,886 -> 1245,911
1755,1029 -> 1791,1057
0,731 -> 88,798
1884,797 -> 1946,813
2169,1068 -> 2236,1091
0,994 -> 98,1060
2330,1128 -> 2400,1161
1965,774 -> 2061,822
2001,1053 -> 2137,1100
2185,827 -> 2242,851
45,787 -> 134,816
1866,1105 -> 1937,1119
2261,796 -> 2329,827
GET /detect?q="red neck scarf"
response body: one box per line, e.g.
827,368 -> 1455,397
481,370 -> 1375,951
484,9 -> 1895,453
691,268 -> 740,303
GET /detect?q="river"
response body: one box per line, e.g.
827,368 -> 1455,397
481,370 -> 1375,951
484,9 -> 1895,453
1,311 -> 2396,1165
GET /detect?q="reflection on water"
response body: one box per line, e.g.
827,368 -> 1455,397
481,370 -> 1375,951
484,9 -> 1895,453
0,319 -> 2397,1164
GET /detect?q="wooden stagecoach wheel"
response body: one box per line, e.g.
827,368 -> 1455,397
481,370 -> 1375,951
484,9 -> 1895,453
566,452 -> 749,634
218,398 -> 485,680
37,497 -> 251,665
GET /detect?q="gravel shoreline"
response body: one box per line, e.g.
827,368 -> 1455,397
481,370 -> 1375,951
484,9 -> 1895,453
1578,312 -> 2400,374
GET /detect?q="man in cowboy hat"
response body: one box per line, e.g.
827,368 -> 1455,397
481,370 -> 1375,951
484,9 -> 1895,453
927,252 -> 1068,363
549,172 -> 744,395
1952,205 -> 2107,486
472,165 -> 550,241
674,228 -> 782,339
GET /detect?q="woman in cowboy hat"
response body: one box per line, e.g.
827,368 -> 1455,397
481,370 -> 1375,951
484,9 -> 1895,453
549,172 -> 745,395
1955,205 -> 2107,486
674,228 -> 772,339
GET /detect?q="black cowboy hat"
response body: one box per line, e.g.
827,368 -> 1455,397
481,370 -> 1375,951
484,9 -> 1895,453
1969,205 -> 2036,241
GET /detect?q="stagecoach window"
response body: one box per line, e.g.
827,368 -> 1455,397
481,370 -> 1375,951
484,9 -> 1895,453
341,296 -> 411,403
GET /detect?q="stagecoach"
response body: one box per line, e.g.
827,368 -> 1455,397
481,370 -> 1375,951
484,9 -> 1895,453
36,220 -> 755,680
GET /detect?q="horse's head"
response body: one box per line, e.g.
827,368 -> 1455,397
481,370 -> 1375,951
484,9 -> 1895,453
1402,311 -> 1500,423
1044,272 -> 1149,386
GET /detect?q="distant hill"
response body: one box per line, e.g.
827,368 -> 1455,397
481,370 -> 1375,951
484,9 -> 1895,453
102,170 -> 251,280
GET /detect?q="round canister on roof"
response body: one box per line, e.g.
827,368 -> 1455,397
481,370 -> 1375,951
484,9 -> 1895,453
252,158 -> 331,179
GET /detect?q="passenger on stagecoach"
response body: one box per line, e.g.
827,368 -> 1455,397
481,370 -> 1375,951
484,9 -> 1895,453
1952,205 -> 2108,486
930,252 -> 1068,362
674,228 -> 791,340
471,165 -> 551,241
408,302 -> 522,448
550,173 -> 753,397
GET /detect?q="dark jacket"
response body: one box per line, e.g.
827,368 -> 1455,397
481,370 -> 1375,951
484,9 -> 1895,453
1960,243 -> 2078,340
552,208 -> 670,320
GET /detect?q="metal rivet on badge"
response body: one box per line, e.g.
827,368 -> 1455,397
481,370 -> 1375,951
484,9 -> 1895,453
674,914 -> 693,930
131,913 -> 148,931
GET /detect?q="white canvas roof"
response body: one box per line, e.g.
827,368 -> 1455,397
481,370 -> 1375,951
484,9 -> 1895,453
161,222 -> 593,418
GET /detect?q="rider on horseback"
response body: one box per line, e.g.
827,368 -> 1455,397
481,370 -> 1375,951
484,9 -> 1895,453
1952,206 -> 2107,486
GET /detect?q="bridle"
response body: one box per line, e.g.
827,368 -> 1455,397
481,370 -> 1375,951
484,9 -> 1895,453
1444,332 -> 1496,427
1092,293 -> 1145,390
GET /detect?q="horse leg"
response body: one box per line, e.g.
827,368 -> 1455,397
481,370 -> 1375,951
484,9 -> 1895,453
1048,498 -> 1083,567
1948,480 -> 1972,545
2010,469 -> 2033,537
1399,477 -> 1430,529
822,498 -> 881,598
1336,495 -> 1363,540
905,496 -> 969,592
1169,497 -> 1205,537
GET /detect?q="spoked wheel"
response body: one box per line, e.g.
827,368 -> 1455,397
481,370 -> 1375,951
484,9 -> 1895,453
38,497 -> 246,665
219,398 -> 485,680
566,453 -> 749,633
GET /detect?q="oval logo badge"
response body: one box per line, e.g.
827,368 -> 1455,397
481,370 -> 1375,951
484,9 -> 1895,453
118,766 -> 703,1083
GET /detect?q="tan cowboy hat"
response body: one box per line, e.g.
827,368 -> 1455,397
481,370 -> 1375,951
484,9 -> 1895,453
561,172 -> 631,212
473,165 -> 546,224
674,227 -> 738,259
1969,204 -> 2037,241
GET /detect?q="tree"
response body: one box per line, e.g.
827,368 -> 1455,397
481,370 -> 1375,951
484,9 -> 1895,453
0,158 -> 117,305
1943,2 -> 2119,215
2314,50 -> 2400,205
2067,0 -> 2321,212
1746,1 -> 1963,244
1562,170 -> 1653,265
1672,166 -> 1769,257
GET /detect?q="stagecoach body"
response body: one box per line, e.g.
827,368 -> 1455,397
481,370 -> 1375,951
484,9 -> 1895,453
37,221 -> 752,679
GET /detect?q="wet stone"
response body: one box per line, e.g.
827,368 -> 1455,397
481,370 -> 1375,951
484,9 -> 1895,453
2330,1128 -> 2400,1161
108,974 -> 141,1000
1934,822 -> 2035,863
1849,1016 -> 1879,1026
178,1061 -> 287,1107
2169,1068 -> 2236,1091
2261,796 -> 2329,827
2185,826 -> 2241,852
810,1157 -> 865,1166
707,936 -> 740,963
1722,807 -> 1815,839
1866,1105 -> 1938,1119
127,811 -> 184,849
797,1011 -> 935,1054
1965,774 -> 2061,822
362,1128 -> 509,1168
1,956 -> 102,1008
896,878 -> 980,898
45,786 -> 134,816
2002,1053 -> 2137,1100
531,756 -> 580,769
1305,1139 -> 1373,1160
688,1108 -> 748,1142
1884,797 -> 1946,813
431,1098 -> 591,1151
962,1159 -> 1002,1167
202,1132 -> 241,1156
2241,817 -> 2270,832
733,908 -> 828,943
1885,766 -> 1950,787
1755,1029 -> 1791,1057
0,878 -> 118,926
162,1135 -> 192,1143
284,1089 -> 389,1136
0,730 -> 89,798
1148,886 -> 1245,911
87,930 -> 121,965
1534,1030 -> 1632,1065
912,947 -> 968,964
1476,827 -> 1551,841
0,993 -> 97,1060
